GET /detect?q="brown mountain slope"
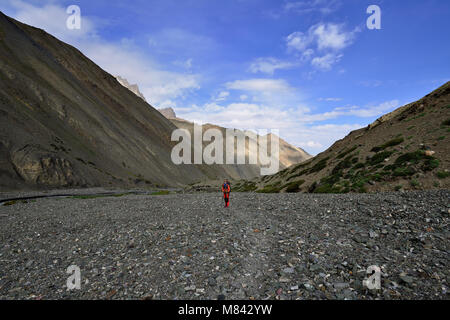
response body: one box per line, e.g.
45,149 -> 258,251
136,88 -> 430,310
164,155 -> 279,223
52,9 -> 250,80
238,82 -> 450,193
0,12 -> 214,191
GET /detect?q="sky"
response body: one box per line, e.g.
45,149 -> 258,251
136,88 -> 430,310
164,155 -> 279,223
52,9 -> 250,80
1,0 -> 449,155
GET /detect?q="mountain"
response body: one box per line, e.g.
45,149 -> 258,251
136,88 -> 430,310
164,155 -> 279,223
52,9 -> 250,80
158,107 -> 177,119
115,76 -> 147,102
239,82 -> 450,193
158,108 -> 312,171
0,12 -> 217,190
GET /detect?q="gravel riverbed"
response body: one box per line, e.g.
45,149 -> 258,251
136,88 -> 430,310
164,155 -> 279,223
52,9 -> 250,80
0,190 -> 449,300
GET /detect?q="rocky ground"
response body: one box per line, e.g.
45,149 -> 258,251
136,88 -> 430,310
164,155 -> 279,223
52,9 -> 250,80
0,190 -> 448,300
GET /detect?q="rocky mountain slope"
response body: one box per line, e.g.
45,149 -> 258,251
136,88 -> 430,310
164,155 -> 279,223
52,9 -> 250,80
238,82 -> 450,193
0,12 -> 219,191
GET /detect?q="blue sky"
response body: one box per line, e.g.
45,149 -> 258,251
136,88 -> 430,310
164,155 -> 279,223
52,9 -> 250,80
1,0 -> 449,155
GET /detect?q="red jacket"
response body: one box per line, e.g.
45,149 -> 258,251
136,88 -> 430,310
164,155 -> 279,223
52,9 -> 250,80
222,183 -> 230,193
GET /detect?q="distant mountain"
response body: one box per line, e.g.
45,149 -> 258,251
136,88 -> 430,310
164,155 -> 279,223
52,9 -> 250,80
239,82 -> 450,193
158,108 -> 312,172
158,107 -> 177,119
115,76 -> 147,102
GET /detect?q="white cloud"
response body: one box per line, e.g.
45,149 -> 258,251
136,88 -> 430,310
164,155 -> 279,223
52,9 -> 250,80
284,0 -> 341,15
311,53 -> 343,70
158,100 -> 177,109
225,79 -> 292,93
286,23 -> 357,53
173,58 -> 193,69
344,100 -> 399,117
248,57 -> 297,75
82,41 -> 200,105
303,141 -> 323,148
311,23 -> 355,51
286,23 -> 358,71
204,102 -> 224,112
298,100 -> 400,122
225,78 -> 302,108
215,91 -> 230,101
286,31 -> 313,53
318,97 -> 342,102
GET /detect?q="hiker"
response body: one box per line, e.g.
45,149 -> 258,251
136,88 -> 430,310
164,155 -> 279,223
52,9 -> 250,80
221,179 -> 231,208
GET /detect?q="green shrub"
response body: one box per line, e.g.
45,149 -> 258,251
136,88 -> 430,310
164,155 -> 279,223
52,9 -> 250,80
284,180 -> 305,193
151,190 -> 170,195
332,156 -> 353,174
442,118 -> 450,126
371,173 -> 383,181
394,150 -> 425,165
368,151 -> 394,165
422,158 -> 439,171
336,146 -> 358,159
371,137 -> 404,152
352,177 -> 369,189
291,160 -> 312,171
309,156 -> 330,173
313,184 -> 342,193
436,171 -> 450,179
410,179 -> 420,187
3,200 -> 17,206
257,184 -> 281,193
236,181 -> 257,192
393,167 -> 416,176
353,162 -> 364,169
